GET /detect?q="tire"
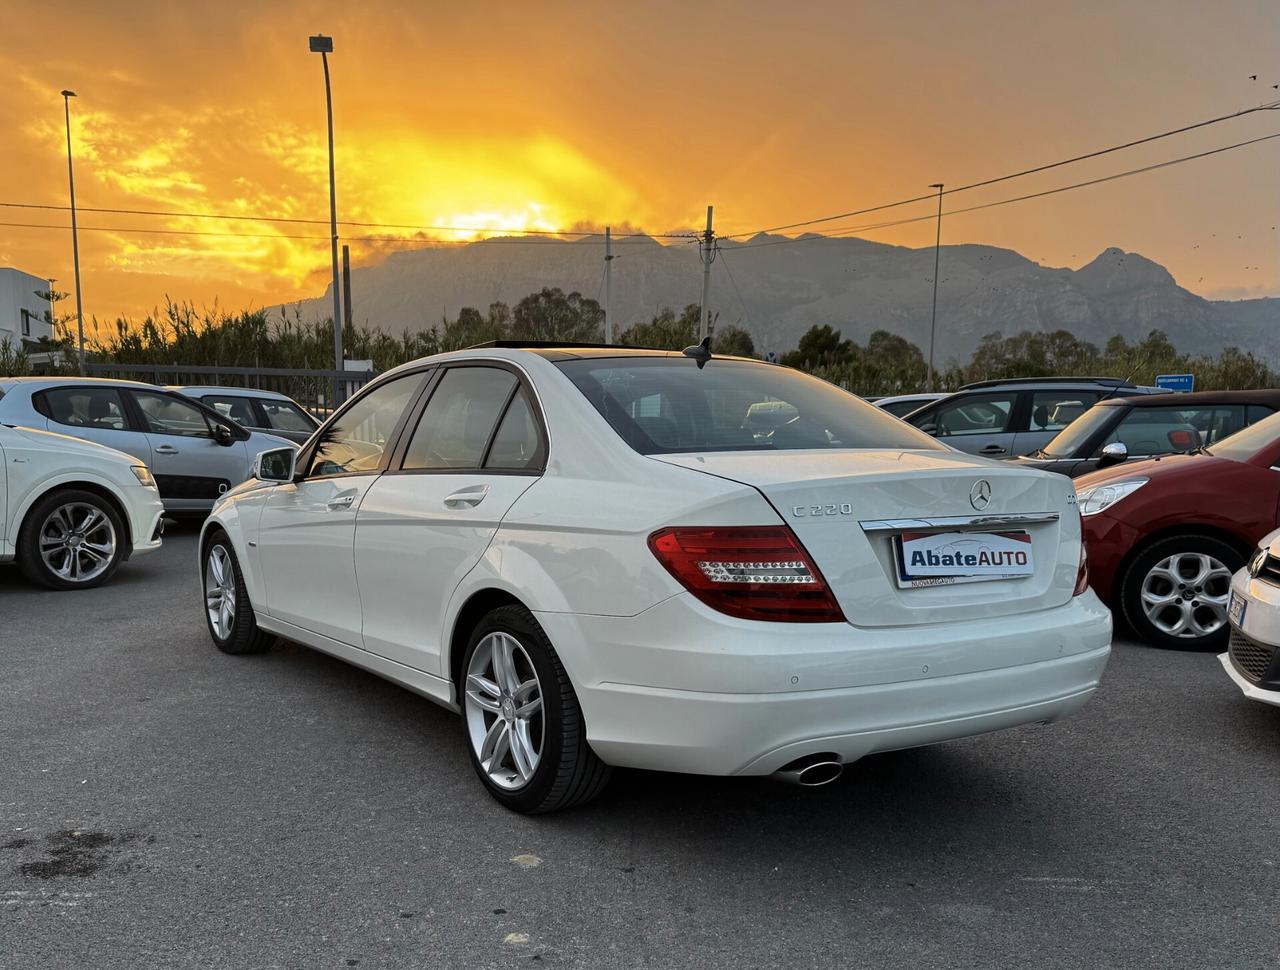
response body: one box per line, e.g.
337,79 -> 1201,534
1119,534 -> 1245,651
459,604 -> 610,813
201,532 -> 274,655
17,488 -> 126,590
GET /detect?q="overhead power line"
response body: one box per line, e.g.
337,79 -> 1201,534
727,130 -> 1280,251
0,199 -> 696,240
723,98 -> 1280,239
0,219 -> 685,249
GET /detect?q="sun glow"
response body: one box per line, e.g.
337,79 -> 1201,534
430,203 -> 561,241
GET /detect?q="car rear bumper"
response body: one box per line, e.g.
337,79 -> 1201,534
535,592 -> 1112,776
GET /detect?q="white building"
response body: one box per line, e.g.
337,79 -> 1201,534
0,267 -> 55,348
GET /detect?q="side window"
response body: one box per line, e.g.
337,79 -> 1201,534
401,367 -> 517,470
928,394 -> 1015,437
201,395 -> 257,426
1028,391 -> 1099,432
1098,405 -> 1206,456
308,374 -> 424,477
485,391 -> 544,470
41,387 -> 129,430
133,391 -> 213,438
260,399 -> 315,433
1247,405 -> 1276,426
1200,405 -> 1244,446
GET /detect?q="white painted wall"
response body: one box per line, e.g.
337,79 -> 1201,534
0,267 -> 54,347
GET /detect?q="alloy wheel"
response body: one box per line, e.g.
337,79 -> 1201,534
39,502 -> 117,584
1140,552 -> 1233,639
204,545 -> 237,640
463,631 -> 545,790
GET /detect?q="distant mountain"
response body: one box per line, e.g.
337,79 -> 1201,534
275,234 -> 1278,363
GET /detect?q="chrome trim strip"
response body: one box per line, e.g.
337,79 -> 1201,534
859,512 -> 1061,533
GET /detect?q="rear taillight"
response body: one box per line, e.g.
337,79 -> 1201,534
1167,429 -> 1198,450
1073,539 -> 1090,596
647,526 -> 846,623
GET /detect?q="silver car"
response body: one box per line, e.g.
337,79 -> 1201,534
0,377 -> 293,516
169,385 -> 320,445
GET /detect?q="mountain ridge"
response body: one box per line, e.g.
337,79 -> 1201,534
275,234 -> 1277,363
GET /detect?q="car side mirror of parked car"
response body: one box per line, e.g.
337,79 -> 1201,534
254,447 -> 296,483
214,423 -> 236,447
1097,441 -> 1128,468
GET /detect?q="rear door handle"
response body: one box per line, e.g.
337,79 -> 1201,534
154,444 -> 179,455
327,493 -> 356,511
444,485 -> 489,509
980,445 -> 1007,455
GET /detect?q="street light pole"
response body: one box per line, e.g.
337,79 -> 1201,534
309,34 -> 344,404
926,183 -> 945,392
61,90 -> 85,375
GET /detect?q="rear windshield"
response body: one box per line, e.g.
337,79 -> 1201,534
555,357 -> 945,454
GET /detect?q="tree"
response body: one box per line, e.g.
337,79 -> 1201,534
618,304 -> 705,350
714,325 -> 755,357
509,287 -> 603,343
780,325 -> 854,368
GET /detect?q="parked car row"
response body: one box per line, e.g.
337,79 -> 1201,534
4,355 -> 1276,813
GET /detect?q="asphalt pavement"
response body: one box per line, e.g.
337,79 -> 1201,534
2,523 -> 1278,969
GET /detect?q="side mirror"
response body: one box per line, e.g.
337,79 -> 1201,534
253,447 -> 297,483
214,423 -> 235,446
1097,441 -> 1128,468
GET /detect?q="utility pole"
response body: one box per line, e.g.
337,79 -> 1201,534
61,90 -> 85,374
698,205 -> 715,342
309,34 -> 344,403
342,244 -> 353,331
603,227 -> 614,343
927,183 -> 945,392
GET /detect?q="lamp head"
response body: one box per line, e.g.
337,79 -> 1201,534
308,35 -> 333,53
61,89 -> 76,98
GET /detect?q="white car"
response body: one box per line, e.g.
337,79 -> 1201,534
1220,528 -> 1280,706
873,392 -> 948,419
0,422 -> 164,589
199,344 -> 1112,813
0,377 -> 294,516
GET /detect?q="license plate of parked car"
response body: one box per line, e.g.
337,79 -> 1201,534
894,530 -> 1034,588
1228,590 -> 1247,627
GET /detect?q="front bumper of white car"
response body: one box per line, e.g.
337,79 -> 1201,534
1218,569 -> 1280,707
535,592 -> 1112,776
124,487 -> 166,558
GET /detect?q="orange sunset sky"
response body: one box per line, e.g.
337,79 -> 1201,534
1,0 -> 1278,330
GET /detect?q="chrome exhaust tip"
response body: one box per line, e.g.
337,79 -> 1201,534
772,753 -> 844,787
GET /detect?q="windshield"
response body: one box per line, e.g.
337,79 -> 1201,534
1207,409 -> 1280,463
555,357 -> 946,454
1040,404 -> 1118,457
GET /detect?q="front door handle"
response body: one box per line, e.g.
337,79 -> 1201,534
154,444 -> 179,455
980,445 -> 1008,455
444,485 -> 489,509
327,494 -> 356,511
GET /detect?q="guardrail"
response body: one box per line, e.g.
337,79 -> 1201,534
80,363 -> 377,415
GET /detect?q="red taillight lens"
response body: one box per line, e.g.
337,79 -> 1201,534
1167,429 -> 1198,450
1073,539 -> 1090,596
647,526 -> 846,623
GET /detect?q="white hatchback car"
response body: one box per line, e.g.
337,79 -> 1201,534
0,422 -> 164,588
199,344 -> 1112,812
1220,528 -> 1280,707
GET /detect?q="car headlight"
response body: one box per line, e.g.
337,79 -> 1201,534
1075,478 -> 1148,516
131,465 -> 157,488
1249,546 -> 1270,577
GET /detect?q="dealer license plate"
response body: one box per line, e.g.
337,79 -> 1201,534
894,530 -> 1034,589
1228,590 -> 1247,627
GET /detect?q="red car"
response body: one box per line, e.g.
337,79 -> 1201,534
1076,411 -> 1280,650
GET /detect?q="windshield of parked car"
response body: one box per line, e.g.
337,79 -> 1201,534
1038,403 -> 1118,457
556,357 -> 946,454
1206,409 -> 1280,463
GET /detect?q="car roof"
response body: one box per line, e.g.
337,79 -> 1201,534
0,375 -> 160,391
957,376 -> 1151,392
169,385 -> 295,401
1095,389 -> 1280,408
465,341 -> 758,363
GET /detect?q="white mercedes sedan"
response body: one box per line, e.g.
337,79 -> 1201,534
198,344 -> 1112,812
